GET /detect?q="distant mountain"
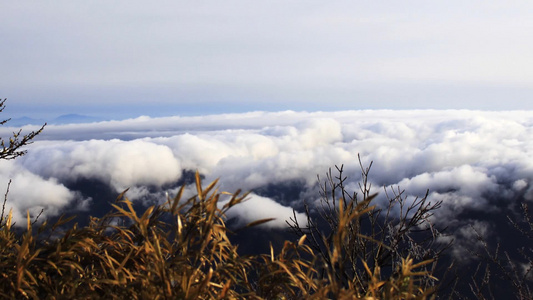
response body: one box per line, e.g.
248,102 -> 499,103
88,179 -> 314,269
8,116 -> 46,127
51,114 -> 103,125
7,114 -> 104,127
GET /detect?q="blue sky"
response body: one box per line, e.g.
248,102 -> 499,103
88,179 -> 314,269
1,1 -> 533,119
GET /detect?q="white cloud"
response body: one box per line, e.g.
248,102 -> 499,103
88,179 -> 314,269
396,165 -> 499,212
222,193 -> 307,229
2,109 -> 533,231
0,160 -> 80,225
447,220 -> 492,262
20,139 -> 181,192
513,179 -> 528,191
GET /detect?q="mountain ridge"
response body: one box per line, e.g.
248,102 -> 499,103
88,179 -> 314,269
8,114 -> 105,127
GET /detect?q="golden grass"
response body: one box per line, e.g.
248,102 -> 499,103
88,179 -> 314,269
0,172 -> 437,299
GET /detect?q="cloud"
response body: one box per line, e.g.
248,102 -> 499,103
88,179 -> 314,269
439,220 -> 492,262
221,193 -> 308,229
1,109 -> 532,233
395,165 -> 500,214
19,139 -> 181,192
0,160 -> 82,225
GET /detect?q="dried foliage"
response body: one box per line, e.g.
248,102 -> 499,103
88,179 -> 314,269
466,202 -> 533,300
287,155 -> 447,298
0,171 -> 439,299
0,99 -> 45,161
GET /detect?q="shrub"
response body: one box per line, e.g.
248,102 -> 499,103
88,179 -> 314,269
0,99 -> 45,161
287,155 -> 447,298
0,170 -> 440,299
467,202 -> 533,300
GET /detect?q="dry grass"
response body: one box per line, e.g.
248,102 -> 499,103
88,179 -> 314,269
0,171 -> 438,299
287,156 -> 445,299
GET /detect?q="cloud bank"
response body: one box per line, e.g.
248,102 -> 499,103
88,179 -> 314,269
1,110 -> 532,234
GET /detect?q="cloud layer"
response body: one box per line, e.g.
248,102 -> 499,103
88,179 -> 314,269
1,110 -> 532,233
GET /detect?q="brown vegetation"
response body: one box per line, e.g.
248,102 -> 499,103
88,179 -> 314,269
0,172 -> 438,299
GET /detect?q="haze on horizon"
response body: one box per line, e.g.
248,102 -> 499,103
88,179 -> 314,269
1,1 -> 533,120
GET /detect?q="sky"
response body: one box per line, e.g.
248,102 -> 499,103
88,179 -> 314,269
1,1 -> 533,119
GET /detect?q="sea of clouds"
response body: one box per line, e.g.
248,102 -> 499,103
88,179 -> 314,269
1,110 -> 532,236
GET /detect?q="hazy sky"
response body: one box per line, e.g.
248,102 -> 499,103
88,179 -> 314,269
1,1 -> 533,118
